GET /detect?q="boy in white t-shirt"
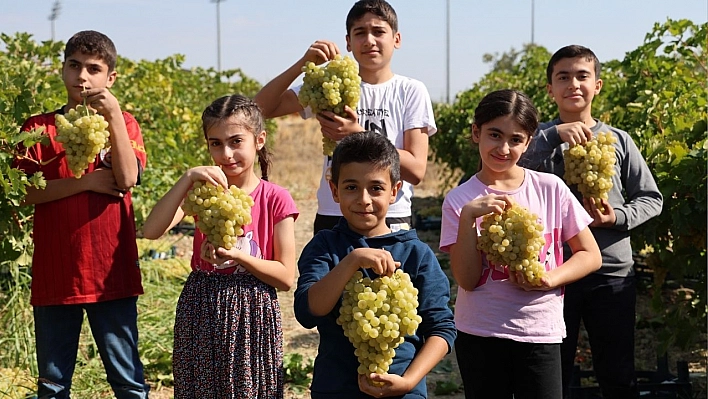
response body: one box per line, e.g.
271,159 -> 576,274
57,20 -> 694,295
439,89 -> 601,398
255,0 -> 436,233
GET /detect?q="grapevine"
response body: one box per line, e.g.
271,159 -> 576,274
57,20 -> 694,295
55,104 -> 110,178
298,55 -> 361,156
477,203 -> 547,286
563,132 -> 617,212
337,269 -> 421,382
181,181 -> 254,249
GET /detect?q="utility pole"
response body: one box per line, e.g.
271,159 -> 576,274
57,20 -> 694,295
446,0 -> 450,103
531,0 -> 535,44
48,0 -> 61,41
211,0 -> 226,72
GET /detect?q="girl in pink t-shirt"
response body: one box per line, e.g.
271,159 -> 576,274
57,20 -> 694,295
142,95 -> 298,399
439,89 -> 601,398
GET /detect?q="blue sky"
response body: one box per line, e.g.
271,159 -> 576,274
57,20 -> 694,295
2,0 -> 706,102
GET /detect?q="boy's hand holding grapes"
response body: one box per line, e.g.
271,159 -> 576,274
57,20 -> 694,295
302,40 -> 341,66
81,87 -> 122,120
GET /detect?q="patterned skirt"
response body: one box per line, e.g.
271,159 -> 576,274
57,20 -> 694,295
173,270 -> 284,399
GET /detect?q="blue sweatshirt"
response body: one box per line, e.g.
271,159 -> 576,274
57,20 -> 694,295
294,219 -> 456,399
519,119 -> 663,276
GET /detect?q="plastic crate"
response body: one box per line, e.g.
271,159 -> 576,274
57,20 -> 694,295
568,356 -> 693,398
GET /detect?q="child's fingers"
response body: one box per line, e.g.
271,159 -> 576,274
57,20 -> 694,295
357,373 -> 389,397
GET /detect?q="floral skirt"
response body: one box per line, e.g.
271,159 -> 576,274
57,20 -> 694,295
173,270 -> 284,399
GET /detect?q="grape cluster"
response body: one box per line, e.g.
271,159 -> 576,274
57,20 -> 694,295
55,105 -> 110,178
298,55 -> 361,156
181,181 -> 254,249
337,269 -> 421,380
477,203 -> 547,286
563,132 -> 617,212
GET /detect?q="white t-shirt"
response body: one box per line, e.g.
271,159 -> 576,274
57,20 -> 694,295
439,169 -> 593,343
293,74 -> 437,218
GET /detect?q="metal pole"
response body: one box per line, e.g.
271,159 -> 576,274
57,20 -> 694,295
211,0 -> 226,72
446,0 -> 450,103
48,0 -> 61,41
217,0 -> 222,72
531,0 -> 535,44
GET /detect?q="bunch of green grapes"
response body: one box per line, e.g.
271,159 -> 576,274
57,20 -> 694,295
298,55 -> 361,156
337,269 -> 421,380
55,104 -> 110,178
563,132 -> 617,212
477,203 -> 547,286
181,181 -> 254,249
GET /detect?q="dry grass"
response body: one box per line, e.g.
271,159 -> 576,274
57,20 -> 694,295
268,116 -> 324,201
268,115 -> 451,200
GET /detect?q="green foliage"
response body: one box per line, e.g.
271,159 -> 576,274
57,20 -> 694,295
431,360 -> 461,395
431,44 -> 554,186
434,380 -> 462,396
432,19 -> 707,353
283,352 -> 314,392
597,19 -> 707,353
0,32 -> 65,377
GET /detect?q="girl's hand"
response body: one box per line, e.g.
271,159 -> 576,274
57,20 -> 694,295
461,194 -> 512,220
200,240 -> 244,267
304,40 -> 340,65
346,248 -> 400,277
557,122 -> 593,147
357,373 -> 410,398
185,166 -> 229,189
507,267 -> 555,291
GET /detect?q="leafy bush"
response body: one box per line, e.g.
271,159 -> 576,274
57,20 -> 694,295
283,352 -> 314,393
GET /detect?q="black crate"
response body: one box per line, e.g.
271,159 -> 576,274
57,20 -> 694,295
568,356 -> 693,399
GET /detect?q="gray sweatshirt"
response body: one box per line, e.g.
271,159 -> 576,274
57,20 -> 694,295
519,119 -> 663,277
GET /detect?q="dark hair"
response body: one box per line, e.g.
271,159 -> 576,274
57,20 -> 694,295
64,30 -> 117,72
201,95 -> 272,181
346,0 -> 398,34
473,89 -> 539,137
546,45 -> 601,83
331,131 -> 400,186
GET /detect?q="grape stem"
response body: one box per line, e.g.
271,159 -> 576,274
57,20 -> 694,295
81,84 -> 90,117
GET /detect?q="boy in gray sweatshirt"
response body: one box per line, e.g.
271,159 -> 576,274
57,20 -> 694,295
519,45 -> 663,399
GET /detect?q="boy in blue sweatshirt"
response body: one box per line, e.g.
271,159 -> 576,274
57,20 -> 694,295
294,131 -> 456,398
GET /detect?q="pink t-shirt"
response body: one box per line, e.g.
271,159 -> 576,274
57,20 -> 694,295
440,169 -> 592,343
191,179 -> 299,274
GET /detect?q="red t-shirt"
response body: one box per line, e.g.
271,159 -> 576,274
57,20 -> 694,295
13,108 -> 147,306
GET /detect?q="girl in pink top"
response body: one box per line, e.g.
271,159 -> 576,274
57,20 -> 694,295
142,95 -> 298,399
439,89 -> 601,399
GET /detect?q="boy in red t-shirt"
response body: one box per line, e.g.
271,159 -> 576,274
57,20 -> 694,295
13,30 -> 149,398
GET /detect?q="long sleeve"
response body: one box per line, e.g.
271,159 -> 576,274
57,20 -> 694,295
612,132 -> 663,231
518,121 -> 565,172
412,248 -> 456,351
293,235 -> 337,330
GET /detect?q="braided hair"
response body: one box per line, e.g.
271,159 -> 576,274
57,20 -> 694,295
201,95 -> 272,181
